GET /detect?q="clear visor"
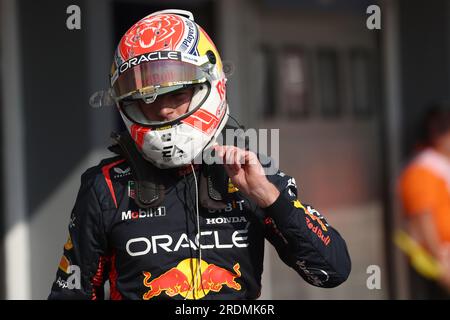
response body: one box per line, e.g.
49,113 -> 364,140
112,59 -> 208,101
118,83 -> 210,126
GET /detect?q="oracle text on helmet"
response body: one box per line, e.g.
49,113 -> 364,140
119,51 -> 181,74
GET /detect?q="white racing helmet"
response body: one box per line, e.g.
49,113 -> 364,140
110,9 -> 229,168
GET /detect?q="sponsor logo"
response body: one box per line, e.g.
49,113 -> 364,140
180,19 -> 197,52
305,205 -> 329,231
142,258 -> 241,300
182,54 -> 200,63
305,216 -> 331,246
126,227 -> 249,256
207,200 -> 245,214
293,200 -> 329,232
118,51 -> 181,74
291,189 -> 330,246
162,145 -> 185,160
205,216 -> 247,225
121,207 -> 166,221
296,260 -> 329,287
156,125 -> 172,131
216,79 -> 226,101
113,167 -> 131,178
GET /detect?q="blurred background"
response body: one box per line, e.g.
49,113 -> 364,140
0,0 -> 447,299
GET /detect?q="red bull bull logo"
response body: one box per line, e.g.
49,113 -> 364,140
198,262 -> 241,292
142,268 -> 191,299
142,258 -> 241,299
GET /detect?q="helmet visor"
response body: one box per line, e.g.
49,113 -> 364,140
112,59 -> 208,100
118,83 -> 210,126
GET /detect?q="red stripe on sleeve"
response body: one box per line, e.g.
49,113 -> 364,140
101,159 -> 126,208
109,253 -> 122,300
90,256 -> 108,300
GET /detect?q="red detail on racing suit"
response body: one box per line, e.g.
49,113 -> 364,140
101,159 -> 125,208
90,256 -> 108,300
109,253 -> 122,300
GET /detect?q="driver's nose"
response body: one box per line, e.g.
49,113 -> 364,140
157,106 -> 176,121
153,96 -> 176,121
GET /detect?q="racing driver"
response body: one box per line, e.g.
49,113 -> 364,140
48,9 -> 351,300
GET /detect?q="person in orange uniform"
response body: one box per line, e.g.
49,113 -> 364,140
399,103 -> 450,299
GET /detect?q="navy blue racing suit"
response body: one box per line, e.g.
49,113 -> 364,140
48,154 -> 351,300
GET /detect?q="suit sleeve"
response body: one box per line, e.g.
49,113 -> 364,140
261,172 -> 351,288
48,172 -> 110,300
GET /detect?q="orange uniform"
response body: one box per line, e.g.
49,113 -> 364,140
399,149 -> 450,243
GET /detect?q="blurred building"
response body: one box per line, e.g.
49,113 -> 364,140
0,0 -> 448,299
